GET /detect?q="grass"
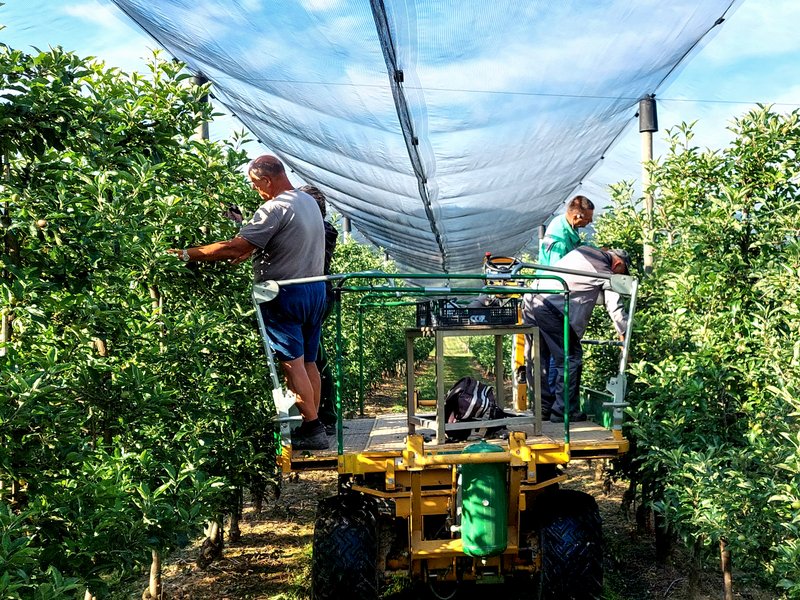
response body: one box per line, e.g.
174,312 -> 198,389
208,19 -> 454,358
414,337 -> 480,401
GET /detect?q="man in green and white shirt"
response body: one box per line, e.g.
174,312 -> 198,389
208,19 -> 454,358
526,195 -> 595,419
538,195 -> 595,266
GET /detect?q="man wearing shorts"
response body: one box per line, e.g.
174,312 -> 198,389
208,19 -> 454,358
168,155 -> 328,450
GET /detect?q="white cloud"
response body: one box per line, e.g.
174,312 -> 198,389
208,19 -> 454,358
63,1 -> 129,30
698,0 -> 800,64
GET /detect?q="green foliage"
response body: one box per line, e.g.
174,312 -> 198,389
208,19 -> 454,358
0,41 -> 426,596
593,107 -> 800,594
468,335 -> 497,376
468,335 -> 514,379
0,504 -> 83,598
0,44 -> 276,595
327,240 -> 433,413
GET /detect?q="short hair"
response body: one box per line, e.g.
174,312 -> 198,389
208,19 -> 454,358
608,248 -> 631,273
248,155 -> 285,180
566,195 -> 594,213
299,184 -> 327,218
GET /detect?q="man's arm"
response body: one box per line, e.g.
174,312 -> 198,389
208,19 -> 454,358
603,289 -> 628,338
167,236 -> 256,263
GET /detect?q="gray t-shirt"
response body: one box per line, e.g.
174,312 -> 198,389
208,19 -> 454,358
239,189 -> 325,282
524,245 -> 628,338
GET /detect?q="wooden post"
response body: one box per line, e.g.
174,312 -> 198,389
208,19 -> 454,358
639,95 -> 658,275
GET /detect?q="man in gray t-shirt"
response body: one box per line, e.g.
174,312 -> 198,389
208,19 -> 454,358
167,155 -> 329,450
240,188 -> 324,282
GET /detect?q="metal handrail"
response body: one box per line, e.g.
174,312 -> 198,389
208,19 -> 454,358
253,265 -> 638,454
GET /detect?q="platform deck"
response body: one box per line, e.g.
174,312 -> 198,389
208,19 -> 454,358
289,413 -> 626,469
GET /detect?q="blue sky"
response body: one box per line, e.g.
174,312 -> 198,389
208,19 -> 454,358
3,0 -> 800,262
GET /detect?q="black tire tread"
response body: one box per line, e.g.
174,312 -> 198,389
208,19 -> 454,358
537,489 -> 603,600
311,494 -> 379,600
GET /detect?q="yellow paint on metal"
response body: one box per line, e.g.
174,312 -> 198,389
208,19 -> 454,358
512,332 -> 527,410
280,444 -> 292,473
520,474 -> 568,492
412,537 -> 520,558
385,460 -> 396,490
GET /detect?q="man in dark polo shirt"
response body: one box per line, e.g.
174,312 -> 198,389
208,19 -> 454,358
168,155 -> 328,450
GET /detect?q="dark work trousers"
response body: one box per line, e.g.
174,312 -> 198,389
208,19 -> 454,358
316,341 -> 336,425
523,297 -> 555,417
316,290 -> 337,426
524,327 -> 556,417
533,301 -> 583,417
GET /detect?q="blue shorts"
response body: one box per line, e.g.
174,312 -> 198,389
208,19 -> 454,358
259,281 -> 326,362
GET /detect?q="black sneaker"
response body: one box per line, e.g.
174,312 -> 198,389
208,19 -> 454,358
292,422 -> 329,450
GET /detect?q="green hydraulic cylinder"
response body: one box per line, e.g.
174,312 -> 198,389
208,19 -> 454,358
460,440 -> 508,557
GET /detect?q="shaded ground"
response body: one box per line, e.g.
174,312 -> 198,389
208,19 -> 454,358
134,343 -> 775,600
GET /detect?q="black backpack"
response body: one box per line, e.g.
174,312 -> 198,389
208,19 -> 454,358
443,376 -> 507,441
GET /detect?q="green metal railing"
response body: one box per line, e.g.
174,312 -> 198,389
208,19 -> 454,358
254,270 -> 573,453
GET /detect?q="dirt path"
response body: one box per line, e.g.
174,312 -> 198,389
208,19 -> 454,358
151,466 -> 770,600
144,351 -> 774,600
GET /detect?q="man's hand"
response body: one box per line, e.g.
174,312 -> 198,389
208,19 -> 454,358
166,248 -> 190,261
165,237 -> 255,263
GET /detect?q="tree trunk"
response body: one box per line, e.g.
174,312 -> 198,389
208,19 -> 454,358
149,285 -> 165,353
720,538 -> 733,600
252,483 -> 264,514
198,519 -> 224,568
592,458 -> 606,482
0,307 -> 10,359
142,549 -> 161,600
687,538 -> 702,599
92,337 -> 112,445
1,152 -> 16,359
654,509 -> 672,563
229,488 -> 242,543
229,510 -> 241,543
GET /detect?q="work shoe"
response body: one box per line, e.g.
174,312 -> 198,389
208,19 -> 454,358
291,422 -> 329,450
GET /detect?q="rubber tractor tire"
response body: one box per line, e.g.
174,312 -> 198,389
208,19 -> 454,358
311,494 -> 380,600
536,488 -> 603,600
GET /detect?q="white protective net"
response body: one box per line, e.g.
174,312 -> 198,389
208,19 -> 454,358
109,0 -> 740,272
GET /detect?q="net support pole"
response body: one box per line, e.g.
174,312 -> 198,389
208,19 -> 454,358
639,95 -> 658,275
342,216 -> 351,242
193,74 -> 210,141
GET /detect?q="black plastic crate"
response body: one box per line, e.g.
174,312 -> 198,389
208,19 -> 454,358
416,298 -> 519,328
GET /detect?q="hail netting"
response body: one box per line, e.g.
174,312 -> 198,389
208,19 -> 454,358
109,0 -> 739,272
